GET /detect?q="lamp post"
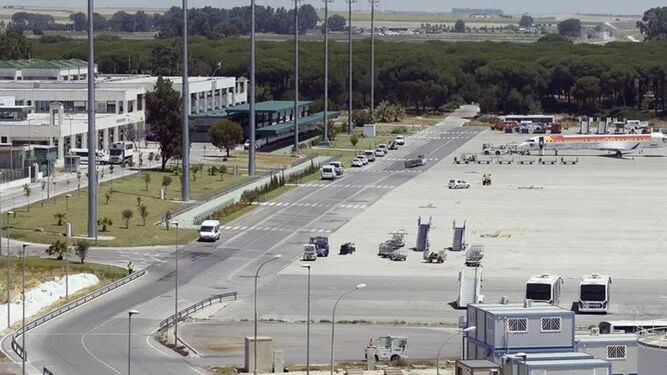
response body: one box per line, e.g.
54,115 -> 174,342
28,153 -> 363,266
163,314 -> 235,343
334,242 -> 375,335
293,0 -> 301,156
86,0 -> 98,240
435,326 -> 476,375
21,243 -> 27,375
65,220 -> 72,301
181,0 -> 191,202
345,0 -> 357,134
369,0 -> 379,123
172,221 -> 180,346
210,62 -> 222,78
127,309 -> 139,375
253,255 -> 283,375
302,265 -> 312,375
248,0 -> 257,176
330,283 -> 366,375
322,0 -> 334,146
65,193 -> 72,220
6,211 -> 13,328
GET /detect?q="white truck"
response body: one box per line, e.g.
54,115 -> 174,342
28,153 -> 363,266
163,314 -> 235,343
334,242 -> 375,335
109,141 -> 136,164
578,274 -> 611,314
525,273 -> 563,305
366,336 -> 408,362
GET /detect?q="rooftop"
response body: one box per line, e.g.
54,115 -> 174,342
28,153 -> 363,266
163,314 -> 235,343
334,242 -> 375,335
226,100 -> 313,114
0,59 -> 88,69
523,352 -> 593,360
457,359 -> 500,369
523,359 -> 610,369
576,333 -> 638,343
638,333 -> 667,348
527,273 -> 563,284
472,302 -> 571,315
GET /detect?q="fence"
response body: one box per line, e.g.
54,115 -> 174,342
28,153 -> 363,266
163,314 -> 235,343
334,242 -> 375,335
159,291 -> 237,328
10,269 -> 147,360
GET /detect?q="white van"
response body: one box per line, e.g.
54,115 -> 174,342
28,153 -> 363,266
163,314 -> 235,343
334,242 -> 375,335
321,165 -> 337,180
364,150 -> 376,162
199,220 -> 221,241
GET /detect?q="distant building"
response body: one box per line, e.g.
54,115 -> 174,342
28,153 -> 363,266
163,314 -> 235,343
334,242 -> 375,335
0,59 -> 94,81
452,8 -> 504,17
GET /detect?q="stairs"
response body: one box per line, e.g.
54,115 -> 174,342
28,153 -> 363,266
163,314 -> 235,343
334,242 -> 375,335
457,267 -> 484,309
452,219 -> 466,251
415,216 -> 432,251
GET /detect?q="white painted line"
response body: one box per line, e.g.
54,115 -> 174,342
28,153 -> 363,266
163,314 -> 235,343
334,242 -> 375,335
239,226 -> 247,230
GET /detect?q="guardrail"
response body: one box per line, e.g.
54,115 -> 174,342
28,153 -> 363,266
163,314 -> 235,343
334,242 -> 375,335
10,269 -> 147,360
43,367 -> 55,375
159,291 -> 237,328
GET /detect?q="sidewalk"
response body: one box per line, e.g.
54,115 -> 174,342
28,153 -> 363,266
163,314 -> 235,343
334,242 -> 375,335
172,155 -> 334,229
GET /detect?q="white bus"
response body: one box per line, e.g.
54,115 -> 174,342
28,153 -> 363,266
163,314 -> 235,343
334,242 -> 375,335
525,273 -> 564,305
578,274 -> 611,314
499,114 -> 555,126
109,141 -> 136,164
70,148 -> 109,165
599,320 -> 667,334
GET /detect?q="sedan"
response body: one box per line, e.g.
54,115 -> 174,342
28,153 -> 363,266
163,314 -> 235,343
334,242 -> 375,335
351,158 -> 364,167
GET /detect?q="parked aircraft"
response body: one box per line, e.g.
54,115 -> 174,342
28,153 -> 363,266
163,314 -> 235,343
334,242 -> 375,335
516,133 -> 667,158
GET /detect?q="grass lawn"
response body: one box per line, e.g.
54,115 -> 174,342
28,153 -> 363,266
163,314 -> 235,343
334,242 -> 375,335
0,256 -> 125,305
6,169 -> 248,247
204,152 -> 298,170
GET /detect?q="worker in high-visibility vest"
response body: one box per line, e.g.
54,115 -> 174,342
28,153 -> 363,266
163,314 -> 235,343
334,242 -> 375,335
127,261 -> 134,275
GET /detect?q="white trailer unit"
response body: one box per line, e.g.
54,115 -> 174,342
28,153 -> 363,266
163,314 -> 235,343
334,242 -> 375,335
457,266 -> 484,309
525,273 -> 563,305
578,274 -> 611,314
109,141 -> 136,164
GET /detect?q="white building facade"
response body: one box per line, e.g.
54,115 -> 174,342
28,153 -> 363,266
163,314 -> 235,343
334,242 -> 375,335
0,73 -> 248,162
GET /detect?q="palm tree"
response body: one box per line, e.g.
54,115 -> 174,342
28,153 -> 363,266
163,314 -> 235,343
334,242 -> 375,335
121,209 -> 134,228
54,212 -> 66,226
139,205 -> 149,226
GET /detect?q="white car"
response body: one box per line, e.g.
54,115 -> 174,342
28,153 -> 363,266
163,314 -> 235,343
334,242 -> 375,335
378,144 -> 388,153
364,150 -> 377,162
329,161 -> 344,176
375,148 -> 385,157
395,135 -> 405,145
199,220 -> 221,241
356,155 -> 369,165
351,158 -> 364,167
448,179 -> 471,189
321,165 -> 337,180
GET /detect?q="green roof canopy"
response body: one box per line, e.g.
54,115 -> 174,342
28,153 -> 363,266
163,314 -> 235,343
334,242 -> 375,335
226,100 -> 313,114
257,111 -> 339,137
0,59 -> 88,69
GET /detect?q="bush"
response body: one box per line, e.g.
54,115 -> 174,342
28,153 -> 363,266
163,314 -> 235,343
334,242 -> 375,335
390,126 -> 408,134
75,239 -> 90,264
350,134 -> 359,146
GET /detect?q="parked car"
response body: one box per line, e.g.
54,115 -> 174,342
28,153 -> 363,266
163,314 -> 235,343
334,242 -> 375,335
394,135 -> 405,145
378,144 -> 388,153
448,179 -> 471,189
375,148 -> 385,157
321,165 -> 337,180
356,155 -> 369,165
364,150 -> 377,162
329,161 -> 344,176
351,158 -> 364,167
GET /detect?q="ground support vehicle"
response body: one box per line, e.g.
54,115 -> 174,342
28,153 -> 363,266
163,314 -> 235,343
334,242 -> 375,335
303,244 -> 317,261
309,236 -> 329,257
339,242 -> 356,255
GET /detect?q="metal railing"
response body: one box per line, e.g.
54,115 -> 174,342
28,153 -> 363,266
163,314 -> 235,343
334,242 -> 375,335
43,367 -> 55,375
159,291 -> 237,328
10,269 -> 147,360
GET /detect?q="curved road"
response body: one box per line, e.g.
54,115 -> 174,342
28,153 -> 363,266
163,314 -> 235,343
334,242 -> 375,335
2,107 -> 482,374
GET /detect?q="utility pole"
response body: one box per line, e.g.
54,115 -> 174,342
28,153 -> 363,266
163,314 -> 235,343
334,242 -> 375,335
248,0 -> 257,176
345,0 -> 357,134
181,0 -> 190,202
370,0 -> 379,124
322,0 -> 334,146
293,0 -> 301,156
86,0 -> 97,238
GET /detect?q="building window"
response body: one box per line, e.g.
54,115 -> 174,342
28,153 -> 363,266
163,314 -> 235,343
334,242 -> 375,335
606,345 -> 627,360
507,318 -> 527,333
1,137 -> 7,144
540,317 -> 561,332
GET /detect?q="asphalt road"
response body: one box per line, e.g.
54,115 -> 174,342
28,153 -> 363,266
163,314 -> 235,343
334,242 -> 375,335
2,107 -> 481,375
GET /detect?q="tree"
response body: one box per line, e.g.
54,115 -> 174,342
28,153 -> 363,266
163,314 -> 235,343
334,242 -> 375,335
23,184 -> 31,212
139,205 -> 149,226
98,217 -> 113,232
558,19 -> 581,37
0,27 -> 32,60
537,34 -> 573,43
209,119 -> 244,156
350,134 -> 359,147
352,109 -> 372,127
54,212 -> 66,226
143,173 -> 151,191
164,210 -> 172,230
105,192 -> 111,204
327,15 -> 346,32
69,12 -> 87,31
145,77 -> 182,170
519,15 -> 534,28
454,20 -> 466,33
637,7 -> 667,40
191,164 -> 200,182
74,239 -> 90,264
121,209 -> 134,228
162,175 -> 173,194
46,240 -> 68,260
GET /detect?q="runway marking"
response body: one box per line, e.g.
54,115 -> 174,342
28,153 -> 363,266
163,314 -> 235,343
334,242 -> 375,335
255,201 -> 367,210
300,183 -> 396,188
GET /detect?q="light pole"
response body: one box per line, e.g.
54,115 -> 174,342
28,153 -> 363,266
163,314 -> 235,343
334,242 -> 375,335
21,243 -> 27,375
127,309 -> 139,375
253,254 -> 283,375
345,0 -> 357,134
435,326 -> 476,375
321,0 -> 334,146
330,283 -> 366,375
86,0 -> 98,239
181,0 -> 191,202
248,0 -> 257,176
172,221 -> 180,346
65,193 -> 72,220
65,221 -> 71,301
302,265 -> 312,375
6,211 -> 13,329
210,62 -> 222,78
369,0 -> 379,123
293,0 -> 301,156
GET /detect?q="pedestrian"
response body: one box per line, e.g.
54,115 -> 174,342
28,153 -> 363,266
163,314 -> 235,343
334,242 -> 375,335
127,261 -> 134,275
554,148 -> 559,156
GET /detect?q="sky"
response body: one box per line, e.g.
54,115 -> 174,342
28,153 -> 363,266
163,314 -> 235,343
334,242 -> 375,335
4,0 -> 663,15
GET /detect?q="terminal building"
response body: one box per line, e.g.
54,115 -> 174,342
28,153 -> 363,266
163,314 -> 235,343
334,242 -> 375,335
464,301 -> 639,375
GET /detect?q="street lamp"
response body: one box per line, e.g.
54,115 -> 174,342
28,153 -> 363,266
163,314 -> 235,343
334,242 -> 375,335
6,211 -> 13,328
21,243 -> 27,375
369,0 -> 379,123
248,0 -> 257,176
181,0 -> 191,202
172,221 -> 180,346
65,193 -> 72,219
65,220 -> 72,301
210,62 -> 222,78
435,326 -> 476,375
321,0 -> 334,146
302,265 -> 312,375
330,283 -> 366,375
253,254 -> 283,375
345,0 -> 357,134
293,0 -> 302,156
127,309 -> 139,375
